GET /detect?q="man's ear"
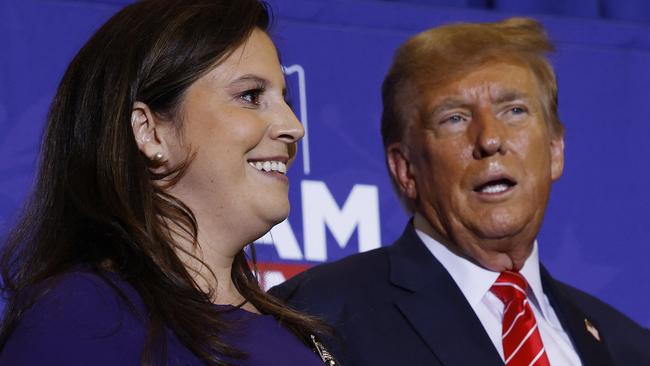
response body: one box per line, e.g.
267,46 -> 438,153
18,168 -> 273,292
386,142 -> 418,200
131,101 -> 167,163
550,135 -> 564,182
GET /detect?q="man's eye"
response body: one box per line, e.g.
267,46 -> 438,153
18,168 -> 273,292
444,115 -> 465,124
510,106 -> 526,114
240,89 -> 263,105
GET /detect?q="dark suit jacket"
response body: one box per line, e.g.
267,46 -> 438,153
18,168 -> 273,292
270,223 -> 650,366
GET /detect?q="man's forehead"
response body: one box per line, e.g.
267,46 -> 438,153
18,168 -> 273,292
430,88 -> 533,105
422,63 -> 539,108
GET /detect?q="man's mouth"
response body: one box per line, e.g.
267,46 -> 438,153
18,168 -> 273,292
473,178 -> 517,194
247,160 -> 287,174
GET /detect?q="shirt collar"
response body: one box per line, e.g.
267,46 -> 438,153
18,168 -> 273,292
519,241 -> 550,320
413,213 -> 551,321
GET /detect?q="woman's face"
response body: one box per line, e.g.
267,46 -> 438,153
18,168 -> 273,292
164,29 -> 303,242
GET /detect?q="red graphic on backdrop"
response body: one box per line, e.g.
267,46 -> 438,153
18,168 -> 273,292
254,262 -> 312,289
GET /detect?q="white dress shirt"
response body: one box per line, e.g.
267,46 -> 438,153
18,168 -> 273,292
414,215 -> 582,365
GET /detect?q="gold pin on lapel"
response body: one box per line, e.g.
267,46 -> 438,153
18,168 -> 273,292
584,318 -> 601,341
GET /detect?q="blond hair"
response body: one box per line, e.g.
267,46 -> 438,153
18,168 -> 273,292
381,17 -> 563,149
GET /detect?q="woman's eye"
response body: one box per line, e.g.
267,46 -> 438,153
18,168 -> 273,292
240,89 -> 263,105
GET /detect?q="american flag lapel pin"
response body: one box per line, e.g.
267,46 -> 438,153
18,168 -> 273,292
584,318 -> 601,341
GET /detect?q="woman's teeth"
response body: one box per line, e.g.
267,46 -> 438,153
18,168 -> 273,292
248,161 -> 287,174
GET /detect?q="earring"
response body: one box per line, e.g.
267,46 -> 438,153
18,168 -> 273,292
152,152 -> 164,161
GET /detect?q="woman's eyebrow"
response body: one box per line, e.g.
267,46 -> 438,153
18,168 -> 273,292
229,74 -> 268,86
229,74 -> 288,92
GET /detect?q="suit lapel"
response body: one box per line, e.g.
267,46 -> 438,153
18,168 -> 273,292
388,225 -> 503,366
541,267 -> 615,366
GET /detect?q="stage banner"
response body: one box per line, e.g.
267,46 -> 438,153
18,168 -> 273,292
1,0 -> 649,328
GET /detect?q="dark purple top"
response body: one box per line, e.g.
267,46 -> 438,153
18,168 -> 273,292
0,269 -> 324,365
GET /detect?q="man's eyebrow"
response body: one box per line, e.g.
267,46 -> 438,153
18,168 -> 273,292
430,98 -> 472,116
492,90 -> 531,104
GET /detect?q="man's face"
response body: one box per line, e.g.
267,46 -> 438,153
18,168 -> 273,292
389,61 -> 564,271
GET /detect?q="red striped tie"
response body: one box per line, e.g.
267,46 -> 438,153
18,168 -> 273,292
490,271 -> 551,366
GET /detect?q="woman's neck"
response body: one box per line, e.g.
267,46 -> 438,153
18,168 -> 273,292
166,218 -> 262,313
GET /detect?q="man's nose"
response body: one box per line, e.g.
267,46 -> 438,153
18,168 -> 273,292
471,109 -> 506,159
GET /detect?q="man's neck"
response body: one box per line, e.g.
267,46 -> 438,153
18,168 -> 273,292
413,212 -> 535,271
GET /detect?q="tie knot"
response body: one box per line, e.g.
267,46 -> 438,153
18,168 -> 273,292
490,271 -> 528,304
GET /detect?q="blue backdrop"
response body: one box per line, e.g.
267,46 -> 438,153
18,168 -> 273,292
1,0 -> 649,328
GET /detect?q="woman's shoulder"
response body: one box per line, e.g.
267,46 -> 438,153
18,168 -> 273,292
0,268 -> 147,365
21,268 -> 147,327
45,268 -> 146,322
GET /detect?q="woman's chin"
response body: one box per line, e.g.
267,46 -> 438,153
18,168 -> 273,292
246,208 -> 290,240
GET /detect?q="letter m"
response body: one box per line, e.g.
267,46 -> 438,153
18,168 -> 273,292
302,180 -> 380,262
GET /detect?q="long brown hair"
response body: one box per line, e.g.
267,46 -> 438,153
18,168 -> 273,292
0,0 -> 326,365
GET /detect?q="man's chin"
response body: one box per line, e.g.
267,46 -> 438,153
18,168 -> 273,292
471,222 -> 526,241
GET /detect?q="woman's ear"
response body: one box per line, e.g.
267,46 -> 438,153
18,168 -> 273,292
131,101 -> 167,164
